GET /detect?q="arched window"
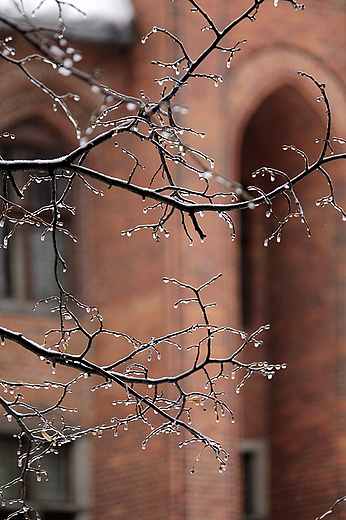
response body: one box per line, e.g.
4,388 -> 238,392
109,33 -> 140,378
0,119 -> 72,302
240,84 -> 325,328
239,83 -> 332,519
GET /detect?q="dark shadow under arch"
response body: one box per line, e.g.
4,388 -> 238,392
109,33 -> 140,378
241,84 -> 325,182
240,83 -> 325,327
239,83 -> 338,520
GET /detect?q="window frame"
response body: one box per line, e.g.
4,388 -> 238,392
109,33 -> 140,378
0,431 -> 90,520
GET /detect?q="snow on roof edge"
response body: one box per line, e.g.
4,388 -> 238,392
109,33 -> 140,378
0,0 -> 136,45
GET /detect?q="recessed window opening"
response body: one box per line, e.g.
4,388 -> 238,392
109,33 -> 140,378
0,119 -> 72,302
239,84 -> 325,327
241,439 -> 269,520
0,434 -> 85,520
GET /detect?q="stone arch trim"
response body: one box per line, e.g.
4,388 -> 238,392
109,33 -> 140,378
226,45 -> 346,179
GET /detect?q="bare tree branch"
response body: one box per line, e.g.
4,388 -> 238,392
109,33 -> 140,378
0,0 -> 344,517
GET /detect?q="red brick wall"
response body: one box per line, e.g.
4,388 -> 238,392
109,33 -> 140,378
1,2 -> 346,520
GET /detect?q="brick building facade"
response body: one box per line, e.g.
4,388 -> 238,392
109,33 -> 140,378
0,1 -> 346,519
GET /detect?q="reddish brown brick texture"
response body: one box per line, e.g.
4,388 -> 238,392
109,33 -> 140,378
1,1 -> 346,519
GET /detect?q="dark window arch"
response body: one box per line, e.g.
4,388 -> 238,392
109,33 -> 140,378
239,84 -> 333,520
239,84 -> 325,327
0,118 -> 73,301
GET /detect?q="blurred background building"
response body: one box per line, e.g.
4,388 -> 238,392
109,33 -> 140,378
0,1 -> 346,519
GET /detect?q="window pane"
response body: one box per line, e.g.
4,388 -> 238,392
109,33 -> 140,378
0,437 -> 77,520
0,224 -> 57,300
244,451 -> 256,515
0,227 -> 6,295
0,437 -> 21,499
30,227 -> 56,300
28,447 -> 71,502
43,513 -> 75,520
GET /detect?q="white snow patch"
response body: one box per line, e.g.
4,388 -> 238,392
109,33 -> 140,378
0,0 -> 135,43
